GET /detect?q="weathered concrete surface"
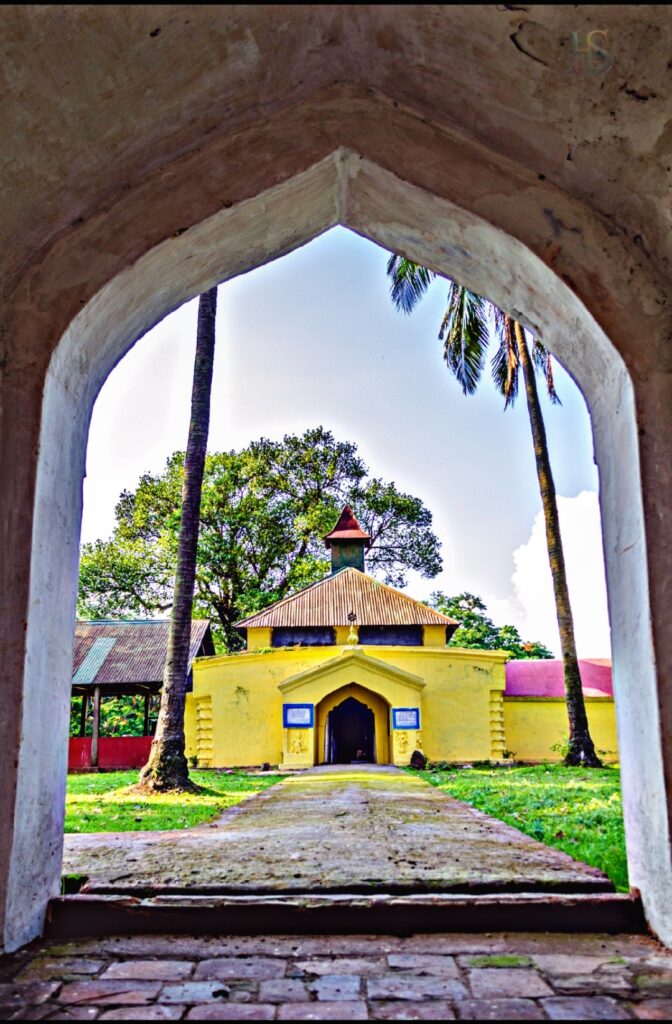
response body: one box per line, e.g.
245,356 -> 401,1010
62,768 -> 611,896
1,6 -> 672,950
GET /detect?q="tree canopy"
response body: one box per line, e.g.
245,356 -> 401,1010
429,591 -> 553,659
78,427 -> 443,651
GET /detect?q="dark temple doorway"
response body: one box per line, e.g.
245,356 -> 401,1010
327,696 -> 375,764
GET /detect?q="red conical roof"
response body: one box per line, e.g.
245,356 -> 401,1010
324,505 -> 371,547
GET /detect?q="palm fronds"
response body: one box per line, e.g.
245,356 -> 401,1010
386,254 -> 435,314
386,250 -> 560,406
439,282 -> 488,396
533,341 -> 561,405
491,315 -> 520,408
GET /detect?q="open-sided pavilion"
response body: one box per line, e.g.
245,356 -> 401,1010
70,620 -> 214,770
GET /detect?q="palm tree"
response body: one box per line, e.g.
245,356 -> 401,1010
387,256 -> 601,767
138,286 -> 218,791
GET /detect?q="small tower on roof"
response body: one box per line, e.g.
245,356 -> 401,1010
324,505 -> 371,574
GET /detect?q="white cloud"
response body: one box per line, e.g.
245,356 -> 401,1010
488,491 -> 612,659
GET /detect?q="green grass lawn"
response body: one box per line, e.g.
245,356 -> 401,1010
415,763 -> 628,891
65,770 -> 287,833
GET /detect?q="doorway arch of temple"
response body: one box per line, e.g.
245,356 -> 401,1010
2,82 -> 671,949
279,646 -> 423,769
316,684 -> 391,766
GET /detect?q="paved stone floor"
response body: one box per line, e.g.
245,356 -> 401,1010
2,931 -> 672,1019
63,767 -> 611,895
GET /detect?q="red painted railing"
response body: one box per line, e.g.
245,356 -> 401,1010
68,736 -> 153,770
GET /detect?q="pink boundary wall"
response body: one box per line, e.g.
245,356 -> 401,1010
505,659 -> 613,699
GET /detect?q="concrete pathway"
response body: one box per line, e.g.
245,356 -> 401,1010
62,766 -> 612,896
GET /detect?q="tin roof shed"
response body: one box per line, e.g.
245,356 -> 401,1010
72,619 -> 215,694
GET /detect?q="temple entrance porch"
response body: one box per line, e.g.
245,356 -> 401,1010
316,684 -> 390,766
278,649 -> 421,768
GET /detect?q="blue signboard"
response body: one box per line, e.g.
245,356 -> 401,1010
392,707 -> 421,730
283,703 -> 314,728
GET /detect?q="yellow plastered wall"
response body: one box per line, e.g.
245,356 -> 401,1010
186,646 -> 346,767
184,694 -> 197,759
247,627 -> 272,650
503,698 -> 619,762
186,645 -> 508,768
282,724 -> 315,769
423,625 -> 446,647
418,650 -> 507,762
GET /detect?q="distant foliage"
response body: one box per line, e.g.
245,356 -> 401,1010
70,694 -> 159,738
78,427 -> 443,652
429,591 -> 553,659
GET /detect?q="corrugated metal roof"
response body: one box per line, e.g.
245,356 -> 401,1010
236,568 -> 458,629
72,637 -> 117,685
72,620 -> 213,687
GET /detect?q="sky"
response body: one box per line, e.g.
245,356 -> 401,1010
81,226 -> 611,658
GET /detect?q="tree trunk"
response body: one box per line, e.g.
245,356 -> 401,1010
511,318 -> 601,767
79,694 -> 88,738
91,685 -> 101,769
137,287 -> 218,791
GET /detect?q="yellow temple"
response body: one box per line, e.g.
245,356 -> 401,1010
185,507 -> 617,768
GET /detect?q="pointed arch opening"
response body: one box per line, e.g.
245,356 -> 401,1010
3,140 -> 669,950
316,684 -> 391,766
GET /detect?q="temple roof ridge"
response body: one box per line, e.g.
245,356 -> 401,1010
235,566 -> 458,630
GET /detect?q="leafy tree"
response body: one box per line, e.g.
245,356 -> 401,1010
70,695 -> 159,738
138,287 -> 218,792
429,592 -> 553,659
78,427 -> 443,652
387,256 -> 601,767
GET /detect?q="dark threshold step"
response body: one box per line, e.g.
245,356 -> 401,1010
46,891 -> 646,940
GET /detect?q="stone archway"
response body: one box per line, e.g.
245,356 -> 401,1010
317,684 -> 391,766
1,10 -> 671,947
4,148 -> 669,951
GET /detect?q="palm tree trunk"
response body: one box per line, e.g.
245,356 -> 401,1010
138,287 -> 218,791
511,318 -> 601,767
